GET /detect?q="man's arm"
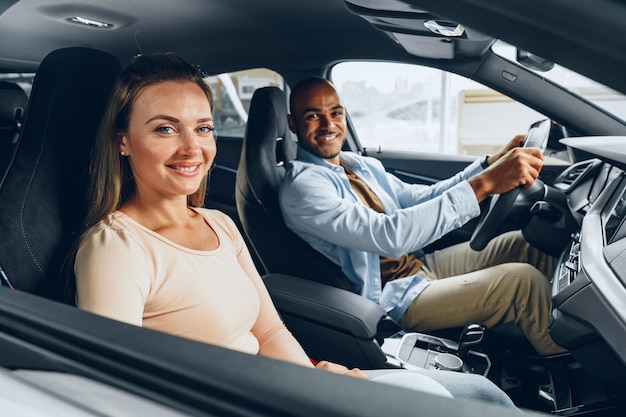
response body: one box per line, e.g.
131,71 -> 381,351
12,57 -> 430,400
469,146 -> 543,203
383,158 -> 483,207
280,166 -> 480,258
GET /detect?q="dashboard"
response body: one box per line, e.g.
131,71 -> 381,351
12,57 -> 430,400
544,137 -> 626,384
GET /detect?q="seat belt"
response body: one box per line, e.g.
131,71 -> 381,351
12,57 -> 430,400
0,264 -> 15,290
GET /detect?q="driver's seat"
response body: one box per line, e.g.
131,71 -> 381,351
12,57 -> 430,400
235,86 -> 529,348
235,86 -> 354,291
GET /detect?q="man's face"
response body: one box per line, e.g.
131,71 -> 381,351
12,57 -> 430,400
288,82 -> 346,165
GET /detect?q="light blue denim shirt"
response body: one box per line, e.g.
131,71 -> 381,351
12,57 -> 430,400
279,148 -> 483,321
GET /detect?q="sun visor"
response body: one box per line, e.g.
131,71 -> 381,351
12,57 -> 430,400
344,0 -> 494,59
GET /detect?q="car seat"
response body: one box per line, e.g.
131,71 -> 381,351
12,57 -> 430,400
236,86 -> 405,368
235,86 -> 529,349
235,86 -> 355,291
0,47 -> 122,301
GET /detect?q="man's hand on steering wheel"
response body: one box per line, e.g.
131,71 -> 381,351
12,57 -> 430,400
468,120 -> 551,251
468,145 -> 544,203
484,134 -> 527,167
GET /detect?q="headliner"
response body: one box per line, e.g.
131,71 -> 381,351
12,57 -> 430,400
1,0 -> 626,95
0,0 -> 405,74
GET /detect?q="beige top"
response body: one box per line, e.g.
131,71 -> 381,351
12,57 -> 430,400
74,208 -> 311,366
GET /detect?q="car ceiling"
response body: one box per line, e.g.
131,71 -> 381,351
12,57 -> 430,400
0,0 -> 408,74
1,0 -> 626,95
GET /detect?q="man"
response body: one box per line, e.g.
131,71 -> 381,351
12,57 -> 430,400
279,77 -> 566,356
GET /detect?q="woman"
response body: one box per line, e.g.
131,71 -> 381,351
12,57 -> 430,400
71,53 -> 514,405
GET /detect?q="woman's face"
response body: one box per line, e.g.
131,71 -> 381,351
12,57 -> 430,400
119,81 -> 216,203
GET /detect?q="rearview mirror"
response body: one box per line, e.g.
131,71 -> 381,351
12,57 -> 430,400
516,49 -> 555,72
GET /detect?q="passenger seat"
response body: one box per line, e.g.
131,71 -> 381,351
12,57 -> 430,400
0,48 -> 121,300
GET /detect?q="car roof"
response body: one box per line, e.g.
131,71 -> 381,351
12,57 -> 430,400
2,0 -> 624,95
0,0 -> 406,74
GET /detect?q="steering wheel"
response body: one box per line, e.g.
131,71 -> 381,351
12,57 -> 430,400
469,120 -> 551,251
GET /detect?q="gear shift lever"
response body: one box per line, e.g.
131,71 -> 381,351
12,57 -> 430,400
458,323 -> 486,359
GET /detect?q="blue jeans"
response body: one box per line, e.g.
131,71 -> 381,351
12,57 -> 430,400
365,368 -> 517,408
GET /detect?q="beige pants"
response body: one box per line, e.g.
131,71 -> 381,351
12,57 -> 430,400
399,231 -> 566,356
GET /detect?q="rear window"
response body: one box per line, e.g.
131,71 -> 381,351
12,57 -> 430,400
204,69 -> 284,138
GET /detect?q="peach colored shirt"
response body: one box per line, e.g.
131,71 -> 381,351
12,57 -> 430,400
75,209 -> 311,367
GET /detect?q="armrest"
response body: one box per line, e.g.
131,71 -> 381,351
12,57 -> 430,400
263,273 -> 389,340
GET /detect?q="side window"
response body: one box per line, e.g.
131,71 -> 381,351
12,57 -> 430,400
331,62 -> 545,157
201,68 -> 284,227
204,69 -> 284,138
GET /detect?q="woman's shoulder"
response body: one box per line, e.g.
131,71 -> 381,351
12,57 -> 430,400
194,207 -> 233,223
194,208 -> 240,236
79,211 -> 145,251
85,211 -> 135,233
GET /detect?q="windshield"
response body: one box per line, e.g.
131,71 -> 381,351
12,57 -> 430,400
492,41 -> 626,123
331,42 -> 626,158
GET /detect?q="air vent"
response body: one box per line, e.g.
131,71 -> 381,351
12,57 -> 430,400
554,161 -> 592,190
563,164 -> 590,185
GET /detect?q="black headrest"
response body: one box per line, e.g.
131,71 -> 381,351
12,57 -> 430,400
0,80 -> 28,144
238,86 -> 297,214
0,47 -> 122,299
235,86 -> 354,291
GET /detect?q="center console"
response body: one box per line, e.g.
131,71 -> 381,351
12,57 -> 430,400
382,330 -> 491,376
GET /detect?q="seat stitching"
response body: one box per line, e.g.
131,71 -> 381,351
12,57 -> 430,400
19,65 -> 61,277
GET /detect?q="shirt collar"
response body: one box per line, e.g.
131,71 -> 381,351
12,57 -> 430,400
296,146 -> 363,171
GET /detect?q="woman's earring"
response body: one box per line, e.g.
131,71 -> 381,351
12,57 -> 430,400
121,151 -> 126,156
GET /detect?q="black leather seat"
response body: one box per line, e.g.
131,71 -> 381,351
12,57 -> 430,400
0,47 -> 121,301
235,86 -> 355,291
